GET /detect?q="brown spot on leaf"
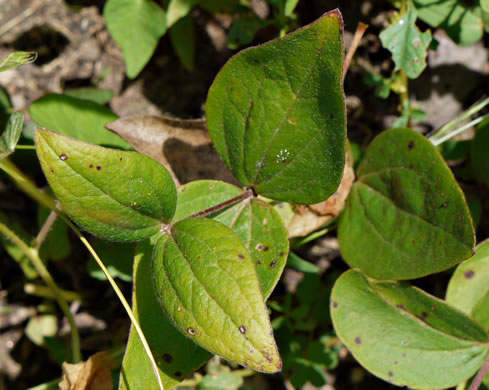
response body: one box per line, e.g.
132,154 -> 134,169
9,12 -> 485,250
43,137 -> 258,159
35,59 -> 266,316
270,261 -> 277,268
263,246 -> 269,252
239,325 -> 247,334
279,252 -> 285,257
255,243 -> 264,251
288,118 -> 296,124
394,361 -> 398,365
177,306 -> 182,312
332,301 -> 338,308
440,202 -> 448,208
89,164 -> 93,168
421,312 -> 428,319
329,113 -> 335,119
355,337 -> 362,345
120,157 -> 123,161
187,327 -> 196,336
396,304 -> 406,310
174,371 -> 182,377
162,353 -> 173,364
464,270 -> 475,279
59,153 -> 68,161
238,254 -> 245,259
96,165 -> 102,171
256,261 -> 262,265
408,141 -> 414,150
388,371 -> 394,377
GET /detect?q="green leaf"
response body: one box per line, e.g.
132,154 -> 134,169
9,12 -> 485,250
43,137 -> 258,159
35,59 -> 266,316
227,16 -> 270,49
446,239 -> 489,332
0,51 -> 37,72
120,238 -> 211,390
169,14 -> 195,71
379,8 -> 432,79
166,0 -> 198,27
199,372 -> 243,390
206,10 -> 346,204
152,218 -> 281,373
471,119 -> 489,183
482,0 -> 489,13
64,88 -> 114,105
287,252 -> 320,274
0,112 -> 23,160
284,0 -> 299,16
30,94 -> 131,150
174,180 -> 289,298
338,128 -> 475,280
35,129 -> 176,241
104,0 -> 167,78
331,270 -> 489,389
414,0 -> 483,46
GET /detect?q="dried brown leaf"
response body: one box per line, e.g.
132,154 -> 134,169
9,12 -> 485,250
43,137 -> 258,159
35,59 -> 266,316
59,351 -> 113,390
106,115 -> 237,186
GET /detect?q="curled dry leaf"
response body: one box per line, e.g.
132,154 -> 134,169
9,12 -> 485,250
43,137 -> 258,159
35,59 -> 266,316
106,115 -> 237,186
287,150 -> 355,238
59,351 -> 113,390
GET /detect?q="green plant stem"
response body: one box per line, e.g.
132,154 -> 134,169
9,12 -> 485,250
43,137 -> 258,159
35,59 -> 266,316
431,114 -> 489,147
1,158 -> 164,390
0,157 -> 57,211
35,210 -> 57,250
468,353 -> 489,390
0,221 -> 81,363
24,283 -> 82,302
186,189 -> 254,219
15,145 -> 37,150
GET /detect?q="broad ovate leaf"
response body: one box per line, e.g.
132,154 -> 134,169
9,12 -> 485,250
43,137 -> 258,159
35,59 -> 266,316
104,0 -> 167,78
152,218 -> 281,373
30,94 -> 131,150
447,239 -> 489,332
331,270 -> 489,389
174,180 -> 289,298
379,8 -> 432,79
35,129 -> 176,241
338,128 -> 474,280
120,239 -> 211,390
206,10 -> 346,204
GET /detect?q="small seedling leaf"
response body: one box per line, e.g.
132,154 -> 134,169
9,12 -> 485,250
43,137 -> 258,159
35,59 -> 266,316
331,270 -> 489,389
379,8 -> 432,79
447,239 -> 489,332
174,180 -> 289,297
0,112 -> 23,160
35,129 -> 176,241
206,10 -> 346,204
338,128 -> 474,280
104,0 -> 167,78
152,218 -> 281,373
30,94 -> 130,150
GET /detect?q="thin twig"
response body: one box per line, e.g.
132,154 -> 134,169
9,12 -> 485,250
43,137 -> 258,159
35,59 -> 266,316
0,221 -> 81,363
186,190 -> 254,219
35,210 -> 57,250
468,354 -> 489,390
343,22 -> 368,81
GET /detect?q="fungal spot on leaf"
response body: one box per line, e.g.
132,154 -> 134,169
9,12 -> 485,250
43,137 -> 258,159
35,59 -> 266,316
394,361 -> 398,365
239,325 -> 247,334
464,270 -> 475,279
59,153 -> 68,161
209,183 -> 215,190
413,37 -> 421,48
174,371 -> 182,377
388,371 -> 394,377
440,202 -> 448,208
421,311 -> 428,319
50,169 -> 54,173
401,340 -> 408,346
238,254 -> 245,259
329,113 -> 335,119
270,261 -> 277,268
96,165 -> 102,170
187,327 -> 196,335
120,157 -> 123,161
162,353 -> 173,364
255,243 -> 264,251
177,306 -> 183,312
396,304 -> 406,310
332,301 -> 338,308
89,164 -> 93,168
263,246 -> 269,252
408,141 -> 414,150
288,118 -> 296,124
354,337 -> 362,345
279,252 -> 285,257
256,261 -> 262,265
